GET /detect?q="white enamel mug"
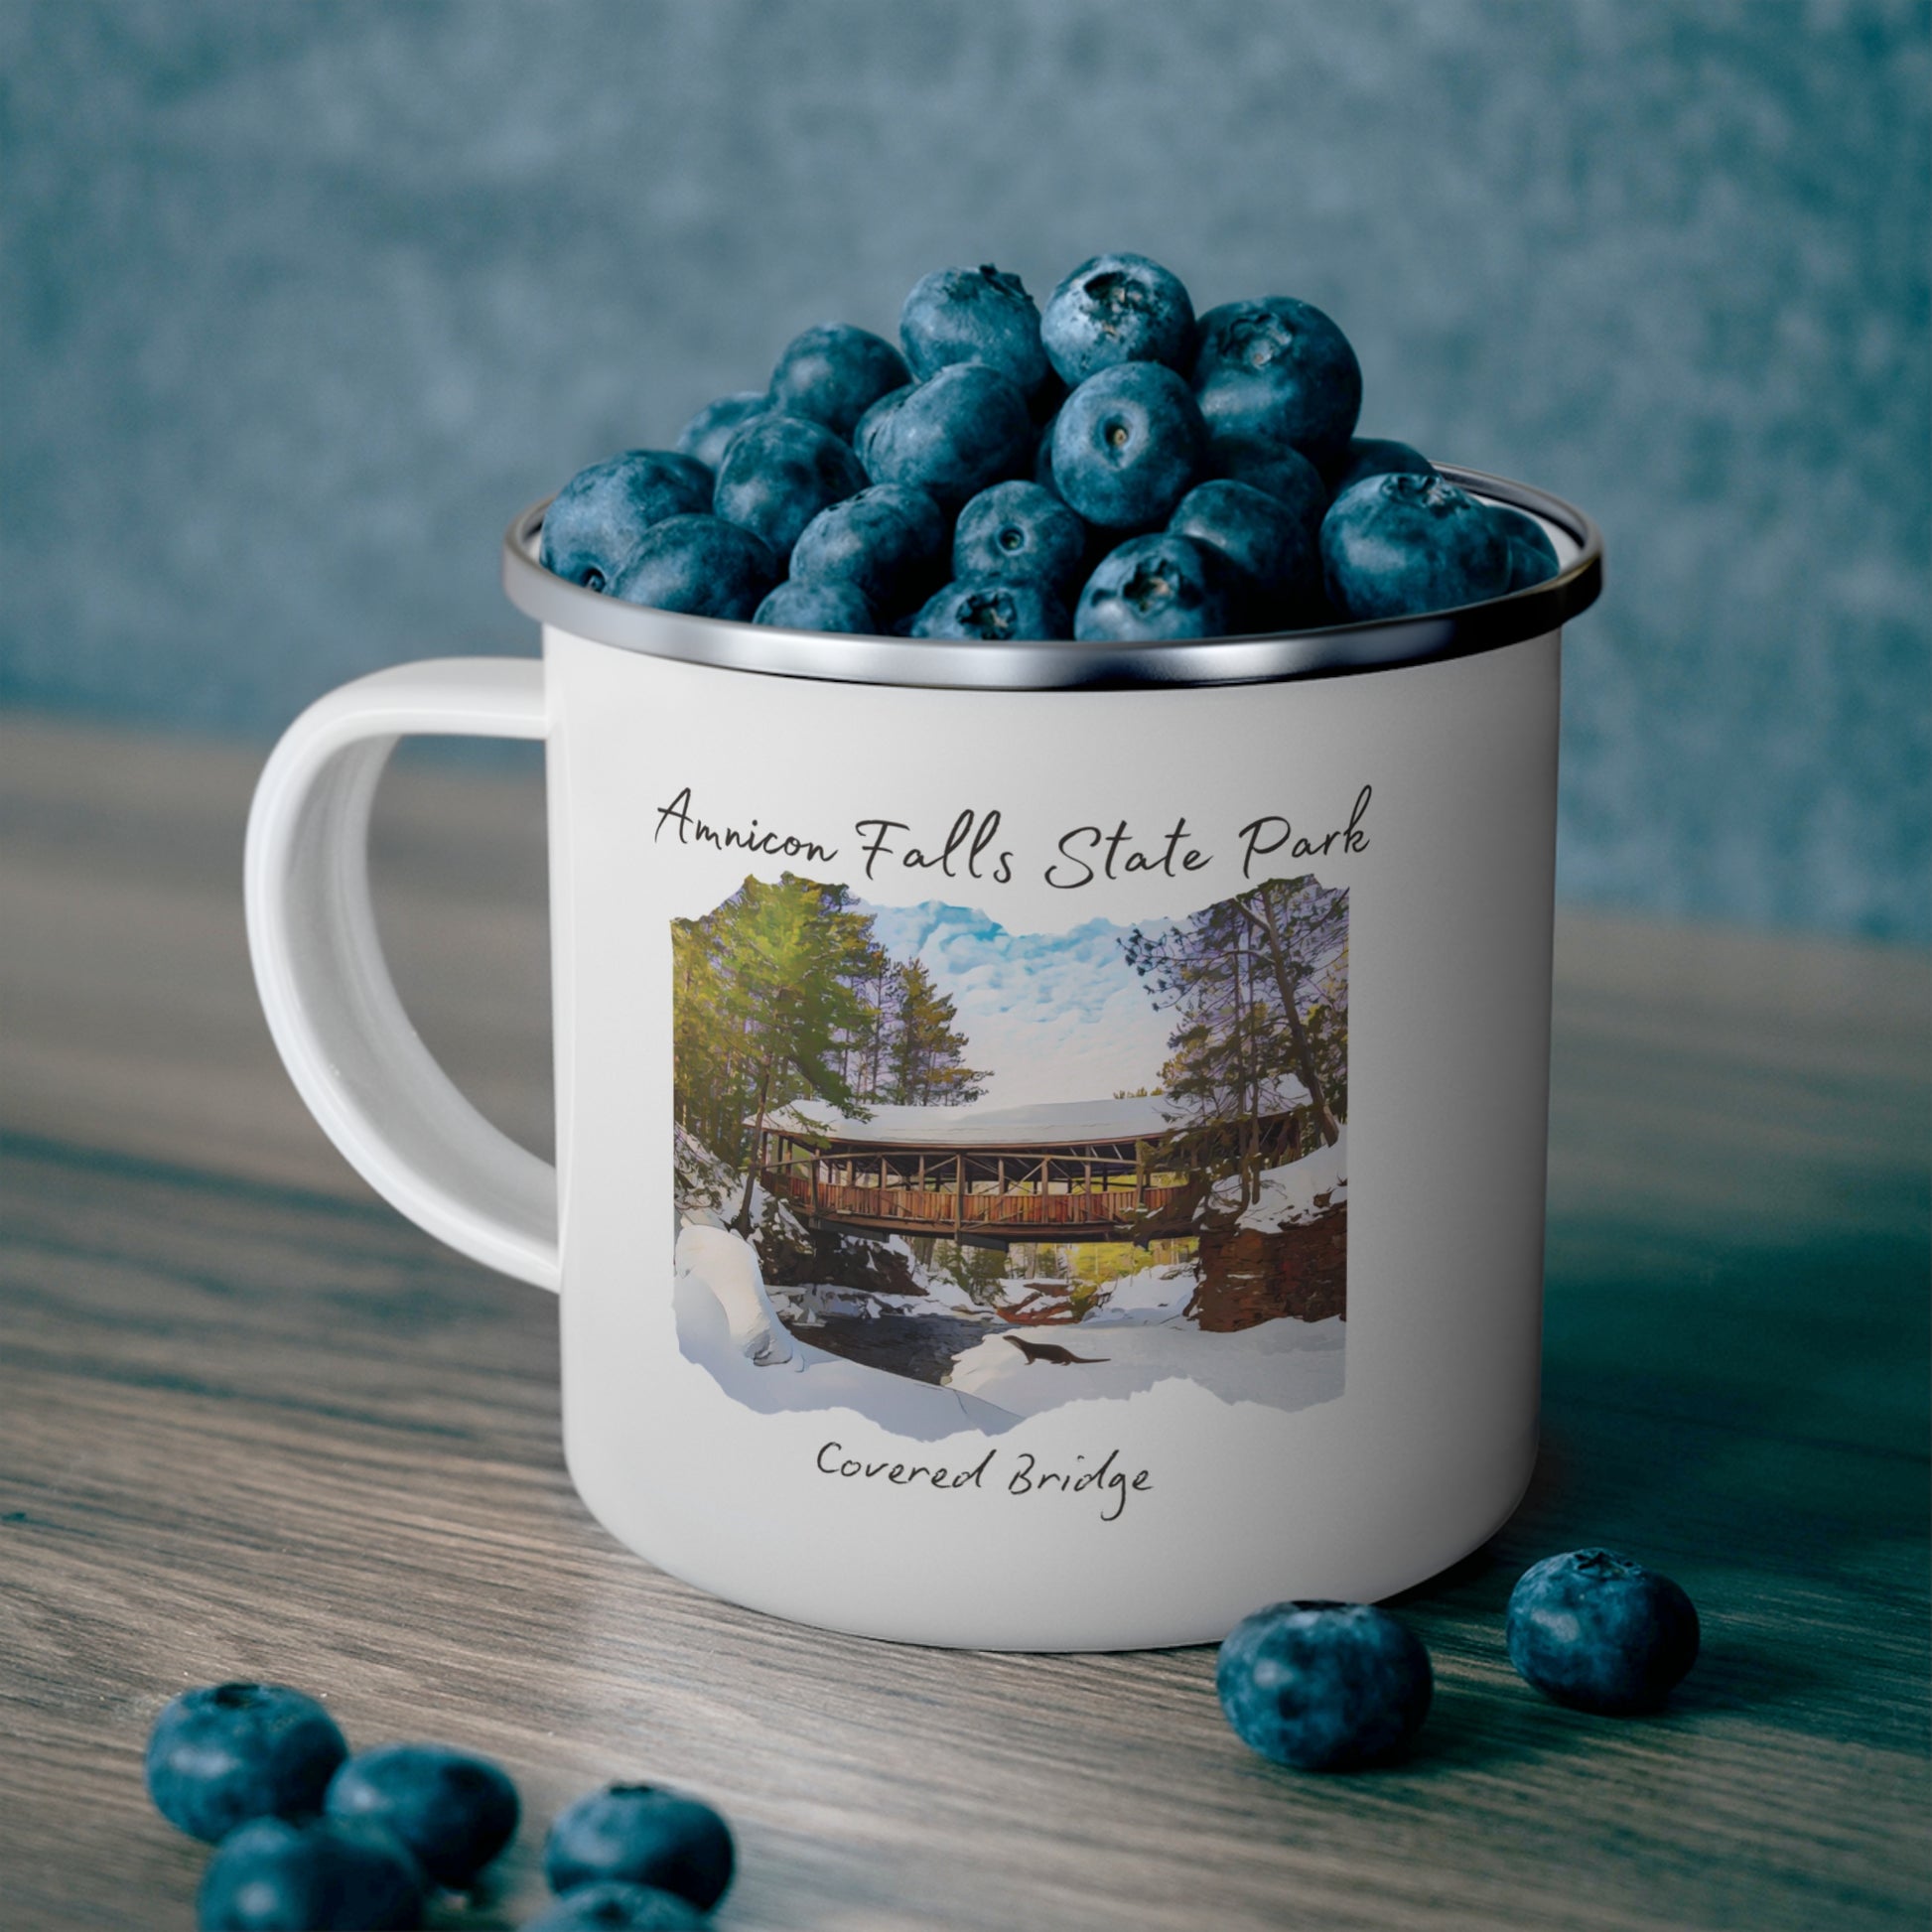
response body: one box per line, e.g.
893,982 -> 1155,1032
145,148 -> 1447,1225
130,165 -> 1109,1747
244,468 -> 1601,1651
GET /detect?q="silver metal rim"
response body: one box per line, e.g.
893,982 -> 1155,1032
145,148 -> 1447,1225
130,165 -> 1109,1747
500,464 -> 1604,691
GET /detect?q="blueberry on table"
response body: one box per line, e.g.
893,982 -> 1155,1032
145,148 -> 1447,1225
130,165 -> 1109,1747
898,262 -> 1049,397
910,577 -> 1070,642
146,1682 -> 348,1844
1206,434 -> 1328,527
755,579 -> 877,633
608,515 -> 778,621
1506,1550 -> 1701,1715
1040,252 -> 1197,386
1489,502 -> 1562,590
543,1783 -> 735,1912
324,1742 -> 517,1890
789,483 -> 948,613
540,452 -> 714,593
1191,296 -> 1362,470
520,1881 -> 708,1930
1216,1600 -> 1434,1771
673,392 -> 767,473
1051,362 -> 1207,531
1327,435 -> 1435,494
767,323 -> 911,440
1169,479 -> 1321,630
856,362 -> 1035,509
952,481 -> 1088,599
197,1816 -> 426,1931
1073,533 -> 1229,642
711,412 -> 868,557
1319,472 -> 1511,621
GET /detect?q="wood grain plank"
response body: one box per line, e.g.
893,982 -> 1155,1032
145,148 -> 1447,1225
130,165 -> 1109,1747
1,713 -> 1926,1930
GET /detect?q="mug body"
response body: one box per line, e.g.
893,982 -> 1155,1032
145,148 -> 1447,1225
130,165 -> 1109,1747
541,612 -> 1562,1649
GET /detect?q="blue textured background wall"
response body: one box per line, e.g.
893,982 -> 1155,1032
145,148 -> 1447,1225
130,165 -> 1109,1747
4,1 -> 1927,938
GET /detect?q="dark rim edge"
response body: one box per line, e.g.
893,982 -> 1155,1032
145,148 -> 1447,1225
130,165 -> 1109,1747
499,463 -> 1603,690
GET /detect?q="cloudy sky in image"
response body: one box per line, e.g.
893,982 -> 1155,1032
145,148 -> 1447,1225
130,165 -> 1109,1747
864,899 -> 1176,1108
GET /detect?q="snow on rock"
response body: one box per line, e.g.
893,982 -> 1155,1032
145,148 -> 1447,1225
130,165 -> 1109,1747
1085,1262 -> 1200,1325
948,1314 -> 1345,1419
675,1226 -> 1021,1439
1210,1126 -> 1349,1233
676,1225 -> 799,1365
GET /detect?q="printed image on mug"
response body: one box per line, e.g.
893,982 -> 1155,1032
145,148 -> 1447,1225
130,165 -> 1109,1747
671,871 -> 1348,1440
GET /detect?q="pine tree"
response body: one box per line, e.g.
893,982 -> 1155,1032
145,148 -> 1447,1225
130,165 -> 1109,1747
885,959 -> 988,1106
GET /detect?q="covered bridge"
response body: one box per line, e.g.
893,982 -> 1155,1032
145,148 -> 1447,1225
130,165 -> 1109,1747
755,1093 -> 1307,1248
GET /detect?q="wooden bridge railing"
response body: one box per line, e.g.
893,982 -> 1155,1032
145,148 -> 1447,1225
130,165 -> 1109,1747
766,1169 -> 1193,1236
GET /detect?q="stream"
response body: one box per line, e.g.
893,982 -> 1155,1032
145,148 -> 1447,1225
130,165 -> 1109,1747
792,1310 -> 1003,1386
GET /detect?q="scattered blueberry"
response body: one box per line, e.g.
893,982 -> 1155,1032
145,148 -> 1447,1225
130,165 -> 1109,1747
952,482 -> 1088,598
1051,362 -> 1206,530
540,452 -> 713,593
1192,296 -> 1362,469
608,515 -> 778,621
755,579 -> 877,633
197,1816 -> 426,1932
1328,435 -> 1435,493
1169,479 -> 1321,630
1490,502 -> 1562,590
673,393 -> 766,473
520,1882 -> 708,1931
1320,472 -> 1511,621
1074,533 -> 1229,642
855,362 -> 1035,508
767,324 -> 910,440
1216,1600 -> 1434,1772
898,263 -> 1049,396
1040,252 -> 1196,387
1506,1550 -> 1701,1715
712,413 -> 868,557
788,483 -> 948,613
324,1743 -> 517,1891
910,577 -> 1070,642
146,1683 -> 349,1845
544,1784 -> 735,1913
1033,407 -> 1061,496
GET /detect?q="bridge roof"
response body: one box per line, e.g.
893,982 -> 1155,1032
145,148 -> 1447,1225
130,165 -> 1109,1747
763,1089 -> 1307,1152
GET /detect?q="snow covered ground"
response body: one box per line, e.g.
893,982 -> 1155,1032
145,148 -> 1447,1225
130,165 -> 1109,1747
1213,1125 -> 1348,1232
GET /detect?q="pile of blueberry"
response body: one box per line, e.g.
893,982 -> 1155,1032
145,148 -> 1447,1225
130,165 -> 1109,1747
145,1686 -> 733,1929
538,256 -> 1562,642
1216,1548 -> 1702,1771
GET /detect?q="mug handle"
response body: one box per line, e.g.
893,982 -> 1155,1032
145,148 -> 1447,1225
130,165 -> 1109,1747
243,657 -> 560,1293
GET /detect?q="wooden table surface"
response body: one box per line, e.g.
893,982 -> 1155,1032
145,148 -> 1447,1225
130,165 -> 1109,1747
3,712 -> 1927,1931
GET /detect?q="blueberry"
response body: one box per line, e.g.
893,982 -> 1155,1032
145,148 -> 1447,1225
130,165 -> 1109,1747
1328,435 -> 1435,493
1506,1550 -> 1701,1715
1040,252 -> 1197,386
1073,533 -> 1229,642
1216,1601 -> 1434,1771
520,1882 -> 708,1931
540,452 -> 713,593
952,482 -> 1087,598
146,1683 -> 348,1845
910,577 -> 1070,642
1192,297 -> 1362,469
767,324 -> 910,439
197,1816 -> 425,1931
1033,411 -> 1061,496
1051,362 -> 1206,531
898,263 -> 1049,396
324,1744 -> 517,1890
608,515 -> 778,621
674,393 -> 767,473
1169,480 -> 1321,630
1320,472 -> 1510,621
1490,503 -> 1561,590
712,412 -> 867,557
754,580 -> 877,633
788,483 -> 948,612
1207,434 -> 1328,528
856,362 -> 1034,509
543,1784 -> 734,1913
